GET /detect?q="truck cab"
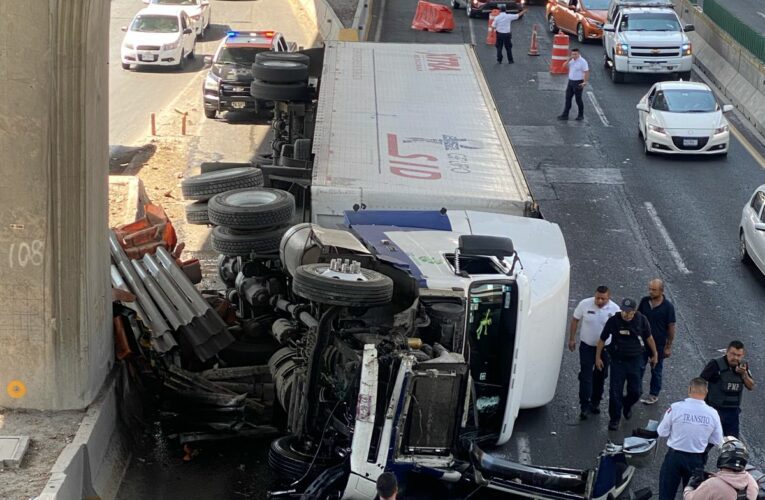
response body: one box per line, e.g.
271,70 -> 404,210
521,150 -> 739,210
602,3 -> 694,83
202,31 -> 296,120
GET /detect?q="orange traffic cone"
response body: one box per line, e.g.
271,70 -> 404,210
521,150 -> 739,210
528,24 -> 540,56
549,32 -> 569,74
486,9 -> 500,45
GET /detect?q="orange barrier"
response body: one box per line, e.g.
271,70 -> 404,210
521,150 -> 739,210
411,0 -> 455,32
528,24 -> 540,56
487,9 -> 500,45
550,32 -> 570,74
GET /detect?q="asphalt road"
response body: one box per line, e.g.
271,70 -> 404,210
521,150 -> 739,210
374,0 -> 765,494
712,0 -> 765,36
115,1 -> 765,499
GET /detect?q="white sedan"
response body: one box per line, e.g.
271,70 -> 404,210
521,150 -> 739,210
121,8 -> 197,70
636,81 -> 733,156
740,185 -> 765,276
144,0 -> 211,37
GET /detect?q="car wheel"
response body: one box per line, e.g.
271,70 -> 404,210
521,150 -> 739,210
181,167 -> 264,201
212,225 -> 289,256
548,15 -> 559,33
577,24 -> 585,43
740,231 -> 750,263
121,62 -> 130,70
292,263 -> 394,307
207,188 -> 296,229
204,108 -> 217,119
610,61 -> 625,83
250,79 -> 309,102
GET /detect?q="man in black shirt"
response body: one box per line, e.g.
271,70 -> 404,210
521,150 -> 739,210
638,279 -> 677,405
700,340 -> 755,438
596,298 -> 658,431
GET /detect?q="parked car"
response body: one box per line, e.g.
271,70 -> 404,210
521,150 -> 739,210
144,0 -> 211,38
740,185 -> 765,276
451,0 -> 526,18
120,8 -> 197,70
636,81 -> 733,155
547,0 -> 609,43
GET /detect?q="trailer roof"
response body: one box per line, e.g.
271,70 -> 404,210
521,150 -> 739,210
311,42 -> 532,214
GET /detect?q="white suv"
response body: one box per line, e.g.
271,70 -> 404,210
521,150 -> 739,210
740,186 -> 765,276
120,8 -> 197,70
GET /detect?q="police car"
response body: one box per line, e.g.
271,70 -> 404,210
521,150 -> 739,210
202,31 -> 297,120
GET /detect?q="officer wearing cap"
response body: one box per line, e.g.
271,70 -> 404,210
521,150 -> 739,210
657,378 -> 724,500
596,298 -> 657,431
683,436 -> 758,499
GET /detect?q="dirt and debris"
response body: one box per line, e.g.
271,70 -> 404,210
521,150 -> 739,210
0,408 -> 83,500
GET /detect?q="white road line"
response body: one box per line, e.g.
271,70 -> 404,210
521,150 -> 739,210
587,91 -> 610,127
374,0 -> 386,42
468,16 -> 476,46
516,433 -> 532,465
644,202 -> 692,275
757,11 -> 765,19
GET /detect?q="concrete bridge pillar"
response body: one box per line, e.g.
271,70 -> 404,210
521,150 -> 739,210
0,0 -> 112,409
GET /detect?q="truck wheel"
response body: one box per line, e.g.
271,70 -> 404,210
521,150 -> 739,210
211,225 -> 289,256
292,263 -> 394,307
677,71 -> 692,81
610,63 -> 625,83
548,15 -> 559,34
253,53 -> 309,83
181,167 -> 264,201
185,201 -> 210,225
257,51 -> 310,66
293,138 -> 312,161
250,79 -> 309,102
207,188 -> 295,229
268,435 -> 338,482
204,108 -> 217,119
121,62 -> 130,70
200,161 -> 251,174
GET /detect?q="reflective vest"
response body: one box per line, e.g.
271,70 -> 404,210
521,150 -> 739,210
706,357 -> 744,409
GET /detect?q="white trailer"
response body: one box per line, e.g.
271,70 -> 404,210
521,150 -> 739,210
310,42 -> 535,226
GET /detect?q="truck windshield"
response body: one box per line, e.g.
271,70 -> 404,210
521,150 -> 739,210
215,47 -> 266,66
620,13 -> 680,31
582,0 -> 611,10
130,15 -> 179,33
653,89 -> 717,113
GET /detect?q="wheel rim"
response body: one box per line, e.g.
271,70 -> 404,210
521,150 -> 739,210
578,25 -> 584,43
226,190 -> 278,206
549,16 -> 555,32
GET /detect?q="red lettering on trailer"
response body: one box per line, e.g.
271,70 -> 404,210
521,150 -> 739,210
387,134 -> 441,180
415,52 -> 461,71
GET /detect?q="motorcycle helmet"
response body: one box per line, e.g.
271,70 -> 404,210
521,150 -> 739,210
717,437 -> 749,472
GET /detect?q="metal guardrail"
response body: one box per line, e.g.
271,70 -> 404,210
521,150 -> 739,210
703,0 -> 765,64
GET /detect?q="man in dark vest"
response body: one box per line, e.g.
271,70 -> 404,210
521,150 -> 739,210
596,298 -> 658,431
700,340 -> 755,438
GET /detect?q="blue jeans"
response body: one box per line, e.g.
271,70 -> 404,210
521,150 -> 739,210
579,343 -> 609,411
640,345 -> 664,396
658,449 -> 704,500
608,355 -> 642,423
495,32 -> 513,62
715,407 -> 741,438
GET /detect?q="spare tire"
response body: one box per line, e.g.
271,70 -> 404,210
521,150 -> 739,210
292,263 -> 394,307
251,79 -> 309,102
212,226 -> 289,256
185,201 -> 210,225
268,435 -> 339,482
181,167 -> 264,201
207,188 -> 295,229
257,51 -> 310,66
252,54 -> 309,83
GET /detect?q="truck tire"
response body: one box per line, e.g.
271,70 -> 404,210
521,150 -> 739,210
268,435 -> 338,482
292,263 -> 394,307
204,108 -> 216,119
610,63 -> 625,83
207,188 -> 295,229
257,51 -> 310,66
293,139 -> 312,161
185,201 -> 210,225
200,161 -> 252,174
211,225 -> 288,256
250,79 -> 309,102
253,54 -> 309,83
181,167 -> 264,201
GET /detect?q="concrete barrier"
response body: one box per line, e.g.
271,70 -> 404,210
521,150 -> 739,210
673,0 -> 765,135
290,0 -> 345,42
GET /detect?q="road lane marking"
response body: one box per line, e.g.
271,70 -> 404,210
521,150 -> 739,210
757,11 -> 765,19
468,16 -> 476,46
729,124 -> 765,170
516,433 -> 532,465
587,91 -> 610,127
374,0 -> 386,42
644,201 -> 692,275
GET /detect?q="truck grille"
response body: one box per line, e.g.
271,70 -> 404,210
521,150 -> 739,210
136,45 -> 161,51
671,136 -> 709,150
221,82 -> 252,98
631,46 -> 681,57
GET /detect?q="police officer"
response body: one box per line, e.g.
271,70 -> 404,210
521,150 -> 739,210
595,298 -> 657,431
490,5 -> 527,64
568,285 -> 620,419
683,437 -> 759,499
700,340 -> 755,438
657,378 -> 724,500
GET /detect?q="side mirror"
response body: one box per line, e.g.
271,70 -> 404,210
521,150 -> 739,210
722,104 -> 733,113
121,26 -> 128,32
755,223 -> 765,232
683,24 -> 695,32
636,102 -> 649,112
204,55 -> 213,65
603,23 -> 615,32
183,28 -> 193,34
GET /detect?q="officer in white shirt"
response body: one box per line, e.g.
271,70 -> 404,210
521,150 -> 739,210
491,5 -> 527,64
557,48 -> 590,121
657,377 -> 724,500
568,285 -> 620,420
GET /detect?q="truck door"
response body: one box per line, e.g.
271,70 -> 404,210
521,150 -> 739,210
466,280 -> 523,445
